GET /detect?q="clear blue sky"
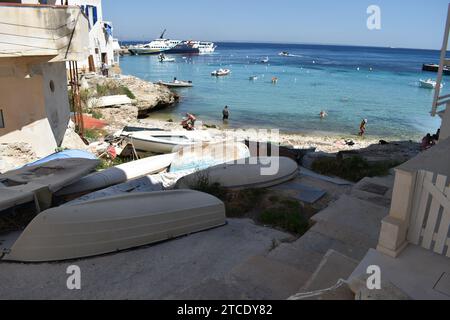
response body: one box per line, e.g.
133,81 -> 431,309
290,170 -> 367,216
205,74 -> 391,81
103,0 -> 448,49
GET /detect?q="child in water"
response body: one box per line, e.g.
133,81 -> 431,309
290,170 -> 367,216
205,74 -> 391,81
359,119 -> 368,136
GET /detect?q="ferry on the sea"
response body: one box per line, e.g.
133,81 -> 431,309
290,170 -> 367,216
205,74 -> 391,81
128,30 -> 216,55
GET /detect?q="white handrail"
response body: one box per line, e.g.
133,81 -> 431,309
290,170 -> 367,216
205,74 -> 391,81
432,4 -> 450,116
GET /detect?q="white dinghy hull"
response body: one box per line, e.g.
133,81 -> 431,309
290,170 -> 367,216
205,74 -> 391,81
2,190 -> 226,262
177,157 -> 298,190
56,153 -> 176,197
0,159 -> 99,212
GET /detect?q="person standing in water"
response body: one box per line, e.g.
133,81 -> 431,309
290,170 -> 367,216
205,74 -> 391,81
223,106 -> 230,121
320,111 -> 328,119
359,119 -> 368,136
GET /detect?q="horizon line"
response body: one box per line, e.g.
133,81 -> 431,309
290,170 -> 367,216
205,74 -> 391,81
117,38 -> 441,51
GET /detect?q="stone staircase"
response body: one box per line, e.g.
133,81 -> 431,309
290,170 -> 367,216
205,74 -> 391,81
228,174 -> 395,300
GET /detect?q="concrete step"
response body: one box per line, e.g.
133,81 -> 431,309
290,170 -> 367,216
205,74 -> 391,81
302,250 -> 359,292
354,176 -> 394,199
350,188 -> 391,208
230,255 -> 312,299
311,195 -> 389,240
309,223 -> 377,259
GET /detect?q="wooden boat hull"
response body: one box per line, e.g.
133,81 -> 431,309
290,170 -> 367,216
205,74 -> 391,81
2,190 -> 226,262
176,157 -> 298,190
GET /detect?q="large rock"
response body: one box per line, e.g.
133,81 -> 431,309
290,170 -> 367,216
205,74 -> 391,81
96,105 -> 139,129
119,76 -> 179,117
84,75 -> 179,118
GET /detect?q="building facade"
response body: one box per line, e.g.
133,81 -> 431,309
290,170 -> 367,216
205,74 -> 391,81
0,3 -> 89,157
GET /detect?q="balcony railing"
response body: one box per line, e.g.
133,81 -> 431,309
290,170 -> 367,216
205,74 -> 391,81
377,138 -> 450,258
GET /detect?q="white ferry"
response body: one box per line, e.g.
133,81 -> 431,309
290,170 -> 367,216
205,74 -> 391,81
128,30 -> 216,55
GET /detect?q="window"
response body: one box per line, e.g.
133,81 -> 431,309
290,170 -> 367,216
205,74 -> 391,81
0,110 -> 4,128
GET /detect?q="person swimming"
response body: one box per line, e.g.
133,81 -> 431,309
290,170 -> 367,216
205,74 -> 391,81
320,111 -> 328,119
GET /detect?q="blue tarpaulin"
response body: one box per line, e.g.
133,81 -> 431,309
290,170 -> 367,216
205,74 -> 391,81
25,150 -> 97,167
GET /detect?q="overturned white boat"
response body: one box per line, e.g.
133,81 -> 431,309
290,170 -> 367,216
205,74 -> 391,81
0,159 -> 98,212
56,153 -> 176,197
65,142 -> 251,204
170,141 -> 250,173
1,190 -> 226,262
121,130 -> 215,154
176,157 -> 299,190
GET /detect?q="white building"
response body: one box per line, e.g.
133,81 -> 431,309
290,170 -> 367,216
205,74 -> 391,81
0,3 -> 89,157
66,0 -> 119,71
3,0 -> 119,72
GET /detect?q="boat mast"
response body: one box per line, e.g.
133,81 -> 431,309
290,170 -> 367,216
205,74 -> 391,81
160,29 -> 167,39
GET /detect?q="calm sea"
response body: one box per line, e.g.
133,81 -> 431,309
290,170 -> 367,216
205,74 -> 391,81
119,42 -> 446,139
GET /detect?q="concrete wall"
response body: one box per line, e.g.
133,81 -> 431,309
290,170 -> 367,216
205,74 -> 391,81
440,108 -> 450,141
0,57 -> 70,157
0,4 -> 90,62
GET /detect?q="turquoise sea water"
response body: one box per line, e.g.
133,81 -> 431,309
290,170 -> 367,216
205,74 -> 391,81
120,42 -> 446,139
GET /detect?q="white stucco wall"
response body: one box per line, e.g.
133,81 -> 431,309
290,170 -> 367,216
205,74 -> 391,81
440,108 -> 450,141
0,57 -> 70,157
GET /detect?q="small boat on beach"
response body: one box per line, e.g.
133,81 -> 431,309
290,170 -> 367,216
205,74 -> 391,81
2,190 -> 226,262
0,159 -> 98,212
157,80 -> 193,88
56,153 -> 176,197
419,79 -> 443,89
211,69 -> 231,77
176,157 -> 299,190
120,130 -> 214,154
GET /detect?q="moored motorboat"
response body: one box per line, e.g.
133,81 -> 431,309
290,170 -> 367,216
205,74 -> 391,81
261,57 -> 269,63
419,79 -> 443,89
1,190 -> 226,262
157,80 -> 193,88
211,69 -> 231,76
159,54 -> 175,62
249,75 -> 258,81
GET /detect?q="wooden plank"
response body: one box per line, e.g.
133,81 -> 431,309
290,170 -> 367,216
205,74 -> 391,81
408,171 -> 434,245
423,180 -> 450,211
408,171 -> 424,235
435,187 -> 450,255
422,175 -> 448,249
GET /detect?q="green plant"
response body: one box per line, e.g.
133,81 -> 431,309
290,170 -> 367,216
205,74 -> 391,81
89,109 -> 104,120
260,200 -> 309,235
187,172 -> 228,200
96,157 -> 127,170
312,156 -> 400,182
96,83 -> 135,99
84,128 -> 108,141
